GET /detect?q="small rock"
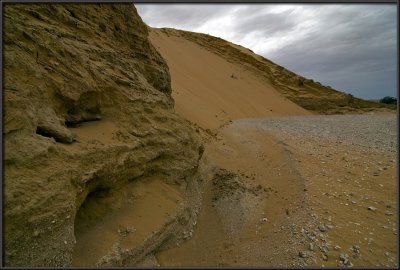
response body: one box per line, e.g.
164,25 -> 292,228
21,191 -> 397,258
373,171 -> 380,176
385,211 -> 393,216
384,252 -> 390,257
309,243 -> 314,251
320,244 -> 329,253
339,253 -> 350,265
318,224 -> 327,232
334,245 -> 341,251
352,245 -> 360,254
321,254 -> 328,261
33,230 -> 40,237
261,217 -> 268,223
367,206 -> 377,211
299,251 -> 308,258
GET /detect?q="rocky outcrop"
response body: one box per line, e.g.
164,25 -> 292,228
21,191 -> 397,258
3,4 -> 202,266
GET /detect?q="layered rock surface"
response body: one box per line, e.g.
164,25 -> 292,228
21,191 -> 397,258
3,4 -> 202,266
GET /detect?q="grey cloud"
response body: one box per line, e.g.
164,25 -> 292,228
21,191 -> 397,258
230,7 -> 298,40
135,4 -> 397,99
136,4 -> 234,29
262,5 -> 397,98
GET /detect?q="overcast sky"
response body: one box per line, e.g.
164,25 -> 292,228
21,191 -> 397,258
136,4 -> 397,100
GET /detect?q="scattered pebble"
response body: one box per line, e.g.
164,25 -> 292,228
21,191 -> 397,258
299,251 -> 309,258
320,244 -> 329,254
352,245 -> 360,254
118,226 -> 136,237
318,224 -> 327,232
339,253 -> 351,265
261,217 -> 268,223
367,206 -> 377,211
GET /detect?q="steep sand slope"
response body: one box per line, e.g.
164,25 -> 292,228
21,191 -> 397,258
149,28 -> 311,130
150,28 -> 394,123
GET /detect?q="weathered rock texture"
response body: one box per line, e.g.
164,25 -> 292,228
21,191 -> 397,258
3,4 -> 202,266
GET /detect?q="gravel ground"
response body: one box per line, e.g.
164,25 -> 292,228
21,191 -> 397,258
234,114 -> 397,153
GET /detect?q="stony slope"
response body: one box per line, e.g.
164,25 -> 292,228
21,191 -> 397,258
3,4 -> 203,266
151,28 -> 394,117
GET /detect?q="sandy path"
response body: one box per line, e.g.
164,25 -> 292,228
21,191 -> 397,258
156,123 -> 311,266
155,114 -> 397,267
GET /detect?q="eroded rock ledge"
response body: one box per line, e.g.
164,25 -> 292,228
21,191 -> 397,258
3,4 -> 203,266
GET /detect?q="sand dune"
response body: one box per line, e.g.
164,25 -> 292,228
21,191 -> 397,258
149,28 -> 311,130
4,4 -> 396,267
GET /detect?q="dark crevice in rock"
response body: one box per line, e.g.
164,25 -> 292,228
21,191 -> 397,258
74,185 -> 112,235
65,115 -> 101,128
65,105 -> 102,127
36,125 -> 74,144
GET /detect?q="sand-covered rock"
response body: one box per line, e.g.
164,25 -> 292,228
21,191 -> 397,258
3,4 -> 202,266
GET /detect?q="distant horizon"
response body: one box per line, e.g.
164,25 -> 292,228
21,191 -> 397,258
137,4 -> 397,100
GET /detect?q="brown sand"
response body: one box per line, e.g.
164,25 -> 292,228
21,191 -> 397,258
147,28 -> 397,267
156,124 -> 309,266
149,28 -> 311,130
72,176 -> 183,266
67,29 -> 397,267
154,121 -> 397,267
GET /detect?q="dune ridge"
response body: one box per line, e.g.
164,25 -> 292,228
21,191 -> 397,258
149,27 -> 394,128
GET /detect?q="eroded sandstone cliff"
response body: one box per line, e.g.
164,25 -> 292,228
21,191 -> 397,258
3,4 -> 203,266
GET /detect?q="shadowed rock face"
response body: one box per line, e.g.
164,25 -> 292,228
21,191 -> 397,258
3,4 -> 202,266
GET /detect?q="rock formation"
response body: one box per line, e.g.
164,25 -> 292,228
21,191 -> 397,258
3,4 -> 202,266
